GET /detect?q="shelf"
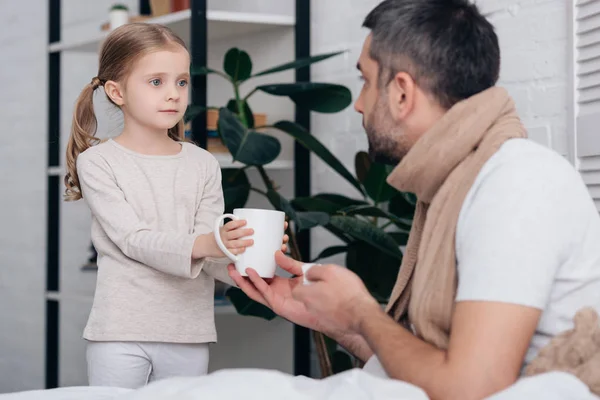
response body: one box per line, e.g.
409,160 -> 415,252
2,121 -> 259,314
212,153 -> 294,170
48,9 -> 295,53
45,291 -> 239,315
47,156 -> 293,177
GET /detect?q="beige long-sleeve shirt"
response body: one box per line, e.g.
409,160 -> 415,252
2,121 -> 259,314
76,139 -> 233,343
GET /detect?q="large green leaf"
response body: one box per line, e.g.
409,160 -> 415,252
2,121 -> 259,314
226,287 -> 277,320
292,194 -> 368,214
183,105 -> 206,123
364,163 -> 397,203
314,194 -> 369,208
389,231 -> 410,246
226,98 -> 255,128
388,194 -> 416,220
221,169 -> 250,213
223,48 -> 252,82
190,66 -> 222,76
267,189 -> 329,231
292,196 -> 341,214
292,194 -> 372,243
251,51 -> 345,78
257,83 -> 352,113
322,224 -> 353,244
218,108 -> 281,166
267,189 -> 296,217
402,192 -> 418,206
339,205 -> 411,230
296,212 -> 330,231
274,121 -> 364,195
329,216 -> 402,259
355,151 -> 371,184
311,245 -> 348,262
346,241 -> 401,302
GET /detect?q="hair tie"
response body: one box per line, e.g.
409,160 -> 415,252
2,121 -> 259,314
91,77 -> 103,89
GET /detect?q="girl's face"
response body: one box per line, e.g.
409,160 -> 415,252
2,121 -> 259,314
112,46 -> 190,134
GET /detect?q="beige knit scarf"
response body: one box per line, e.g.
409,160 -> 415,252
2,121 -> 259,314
384,86 -> 600,394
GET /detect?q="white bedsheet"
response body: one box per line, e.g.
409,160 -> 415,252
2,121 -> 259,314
0,386 -> 130,400
0,369 -> 596,400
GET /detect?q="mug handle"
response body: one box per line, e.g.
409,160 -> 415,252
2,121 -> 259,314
214,213 -> 239,262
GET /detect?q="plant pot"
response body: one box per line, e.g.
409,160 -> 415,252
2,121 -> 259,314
184,109 -> 267,154
109,8 -> 129,30
149,0 -> 171,16
171,0 -> 190,12
206,109 -> 267,131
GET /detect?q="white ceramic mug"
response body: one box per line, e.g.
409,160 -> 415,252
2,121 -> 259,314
213,208 -> 285,278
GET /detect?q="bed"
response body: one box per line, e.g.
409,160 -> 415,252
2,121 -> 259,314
0,368 -> 596,400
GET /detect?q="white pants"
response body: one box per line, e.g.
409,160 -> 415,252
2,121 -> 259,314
86,341 -> 210,389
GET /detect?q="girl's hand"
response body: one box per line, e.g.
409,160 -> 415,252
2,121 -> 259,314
218,219 -> 254,256
220,219 -> 289,255
281,220 -> 290,253
193,219 -> 289,260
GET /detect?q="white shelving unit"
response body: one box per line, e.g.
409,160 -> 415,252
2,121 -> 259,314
50,9 -> 295,171
47,157 -> 294,177
49,10 -> 294,53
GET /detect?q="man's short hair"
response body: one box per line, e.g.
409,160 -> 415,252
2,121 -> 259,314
363,0 -> 500,109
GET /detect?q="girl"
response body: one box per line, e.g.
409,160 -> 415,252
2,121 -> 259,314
63,23 -> 285,388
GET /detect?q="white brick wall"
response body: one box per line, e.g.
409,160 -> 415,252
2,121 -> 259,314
0,0 -> 47,392
0,0 -> 138,392
0,0 -> 571,392
482,0 -> 570,155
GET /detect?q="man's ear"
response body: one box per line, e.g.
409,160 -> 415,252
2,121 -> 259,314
387,72 -> 416,121
104,80 -> 125,106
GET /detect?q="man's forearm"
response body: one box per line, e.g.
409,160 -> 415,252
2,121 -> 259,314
357,307 -> 460,400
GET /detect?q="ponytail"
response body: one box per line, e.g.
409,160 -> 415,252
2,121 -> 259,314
64,78 -> 101,201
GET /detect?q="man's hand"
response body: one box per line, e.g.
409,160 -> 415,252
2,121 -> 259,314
228,252 -> 376,362
292,264 -> 380,335
227,251 -> 322,330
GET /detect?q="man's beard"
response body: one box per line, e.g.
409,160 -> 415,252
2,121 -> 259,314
367,140 -> 399,165
364,98 -> 404,165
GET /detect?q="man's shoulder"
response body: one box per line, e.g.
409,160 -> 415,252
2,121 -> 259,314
486,138 -> 571,174
459,137 -> 597,233
475,138 -> 581,195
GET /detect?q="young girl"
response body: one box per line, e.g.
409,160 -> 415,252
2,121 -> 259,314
63,23 -> 284,388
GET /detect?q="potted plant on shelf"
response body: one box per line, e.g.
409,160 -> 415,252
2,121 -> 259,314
109,3 -> 129,30
186,48 -> 417,377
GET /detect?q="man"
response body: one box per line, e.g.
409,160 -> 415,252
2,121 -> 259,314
228,1 -> 600,399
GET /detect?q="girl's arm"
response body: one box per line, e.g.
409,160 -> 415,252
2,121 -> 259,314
77,151 -> 217,279
190,158 -> 237,286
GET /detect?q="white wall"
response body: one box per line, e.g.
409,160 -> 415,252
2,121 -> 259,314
309,0 -> 571,262
0,0 -> 572,393
0,0 -> 48,392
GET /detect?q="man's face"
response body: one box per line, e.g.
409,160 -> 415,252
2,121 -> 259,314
354,35 -> 411,165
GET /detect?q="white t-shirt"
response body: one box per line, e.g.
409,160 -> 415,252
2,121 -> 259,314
364,138 -> 600,376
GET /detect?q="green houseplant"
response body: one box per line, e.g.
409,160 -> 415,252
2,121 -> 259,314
186,48 -> 416,376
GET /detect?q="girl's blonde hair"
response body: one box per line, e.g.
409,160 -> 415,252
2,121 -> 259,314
64,23 -> 188,201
